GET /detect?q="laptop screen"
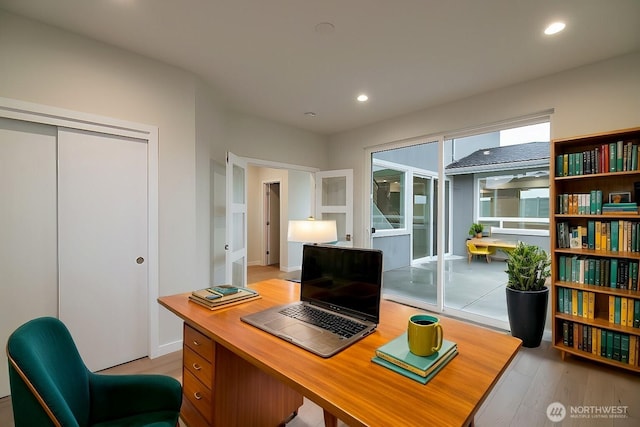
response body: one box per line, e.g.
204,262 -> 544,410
300,244 -> 383,323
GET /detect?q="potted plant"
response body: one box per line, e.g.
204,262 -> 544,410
468,223 -> 484,238
505,242 -> 551,348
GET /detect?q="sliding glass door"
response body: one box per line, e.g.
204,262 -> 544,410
367,119 -> 551,331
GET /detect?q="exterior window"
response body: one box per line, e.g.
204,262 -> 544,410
372,168 -> 405,229
478,172 -> 549,231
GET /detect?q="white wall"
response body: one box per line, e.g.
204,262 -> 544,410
0,10 -> 331,354
287,170 -> 315,270
0,10 -> 200,350
221,112 -> 328,167
328,52 -> 640,247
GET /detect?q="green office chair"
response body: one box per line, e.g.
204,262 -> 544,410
6,317 -> 182,427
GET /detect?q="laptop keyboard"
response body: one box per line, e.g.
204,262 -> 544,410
279,305 -> 367,338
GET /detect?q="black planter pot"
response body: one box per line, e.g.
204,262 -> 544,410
506,286 -> 549,348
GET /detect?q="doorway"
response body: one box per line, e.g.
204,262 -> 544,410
264,181 -> 281,266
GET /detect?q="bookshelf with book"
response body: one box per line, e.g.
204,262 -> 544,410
551,127 -> 640,373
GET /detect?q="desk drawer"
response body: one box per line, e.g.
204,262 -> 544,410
184,323 -> 213,359
184,345 -> 213,389
183,369 -> 212,424
181,394 -> 209,427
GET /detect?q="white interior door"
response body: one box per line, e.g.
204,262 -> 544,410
315,169 -> 353,246
0,118 -> 58,398
226,152 -> 247,287
58,128 -> 148,372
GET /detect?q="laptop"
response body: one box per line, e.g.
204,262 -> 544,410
241,244 -> 383,358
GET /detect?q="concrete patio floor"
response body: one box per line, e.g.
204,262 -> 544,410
382,255 -> 510,324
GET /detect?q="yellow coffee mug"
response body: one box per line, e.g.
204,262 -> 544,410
407,314 -> 443,356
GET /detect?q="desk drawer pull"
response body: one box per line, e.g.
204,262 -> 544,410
193,340 -> 201,346
192,363 -> 202,371
194,392 -> 203,400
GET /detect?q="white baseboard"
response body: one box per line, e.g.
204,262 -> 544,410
152,339 -> 182,358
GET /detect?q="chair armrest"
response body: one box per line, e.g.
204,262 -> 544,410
88,373 -> 181,423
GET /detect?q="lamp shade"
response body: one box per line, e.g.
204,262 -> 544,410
287,218 -> 337,244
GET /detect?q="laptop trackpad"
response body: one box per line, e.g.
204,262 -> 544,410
271,322 -> 323,342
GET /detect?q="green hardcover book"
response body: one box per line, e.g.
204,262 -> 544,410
587,221 -> 595,249
558,287 -> 565,313
630,262 -> 638,290
610,258 -> 618,288
590,190 -> 597,214
371,350 -> 458,384
601,329 -> 607,357
606,330 -> 614,359
634,300 -> 640,328
609,143 -> 617,172
610,220 -> 619,252
621,334 -> 630,363
614,297 -> 621,324
596,190 -> 602,214
375,333 -> 457,377
616,140 -> 624,171
559,255 -> 566,281
568,152 -> 575,176
612,333 -> 621,361
633,144 -> 638,171
577,291 -> 583,317
594,259 -> 601,286
556,155 -> 564,176
577,152 -> 583,175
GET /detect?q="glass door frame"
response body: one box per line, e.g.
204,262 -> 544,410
365,137 -> 447,312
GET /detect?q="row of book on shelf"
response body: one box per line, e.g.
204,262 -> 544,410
558,255 -> 639,290
371,332 -> 458,384
561,321 -> 639,366
556,191 -> 639,215
557,220 -> 640,253
557,287 -> 640,328
189,285 -> 260,310
555,140 -> 639,177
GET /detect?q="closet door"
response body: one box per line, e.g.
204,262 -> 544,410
0,118 -> 58,397
58,128 -> 148,372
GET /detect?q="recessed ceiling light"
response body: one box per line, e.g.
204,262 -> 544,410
357,94 -> 369,102
544,22 -> 566,35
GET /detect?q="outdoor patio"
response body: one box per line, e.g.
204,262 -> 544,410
382,256 -> 510,324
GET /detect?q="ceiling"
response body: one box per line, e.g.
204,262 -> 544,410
1,0 -> 639,136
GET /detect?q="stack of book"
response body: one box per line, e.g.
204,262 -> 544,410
371,332 -> 458,384
602,202 -> 638,214
189,286 -> 261,310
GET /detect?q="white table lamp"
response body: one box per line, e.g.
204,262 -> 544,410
287,217 -> 337,244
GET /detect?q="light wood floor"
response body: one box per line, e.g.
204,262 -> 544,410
2,265 -> 638,426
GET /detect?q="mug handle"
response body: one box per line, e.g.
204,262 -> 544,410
432,324 -> 443,352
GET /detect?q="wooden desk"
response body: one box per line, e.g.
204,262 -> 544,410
159,279 -> 521,427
